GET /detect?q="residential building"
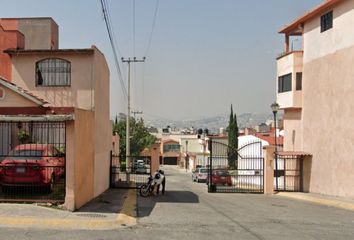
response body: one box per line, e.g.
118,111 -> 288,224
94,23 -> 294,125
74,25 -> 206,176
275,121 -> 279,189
160,139 -> 180,165
0,17 -> 111,210
277,0 -> 354,197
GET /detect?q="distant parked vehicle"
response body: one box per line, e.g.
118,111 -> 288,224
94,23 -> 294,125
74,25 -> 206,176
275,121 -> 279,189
192,167 -> 208,182
0,144 -> 65,192
206,169 -> 232,186
133,159 -> 147,174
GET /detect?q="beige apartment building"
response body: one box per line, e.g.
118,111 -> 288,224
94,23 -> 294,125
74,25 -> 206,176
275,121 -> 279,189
277,0 -> 354,197
0,18 -> 111,210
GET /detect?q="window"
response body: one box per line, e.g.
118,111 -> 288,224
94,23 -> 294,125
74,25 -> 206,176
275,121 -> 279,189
321,11 -> 333,32
278,73 -> 292,93
296,72 -> 302,90
163,144 -> 180,153
36,58 -> 71,86
0,88 -> 4,100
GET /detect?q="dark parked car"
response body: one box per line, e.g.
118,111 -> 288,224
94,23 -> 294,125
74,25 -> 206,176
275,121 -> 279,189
206,169 -> 232,186
0,144 -> 65,192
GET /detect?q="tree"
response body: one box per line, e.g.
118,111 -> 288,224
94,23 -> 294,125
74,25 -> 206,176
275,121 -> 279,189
113,117 -> 156,156
228,104 -> 239,169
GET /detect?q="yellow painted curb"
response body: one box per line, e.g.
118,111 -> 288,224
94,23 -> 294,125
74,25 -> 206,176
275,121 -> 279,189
0,216 -> 118,230
116,188 -> 137,226
277,192 -> 354,212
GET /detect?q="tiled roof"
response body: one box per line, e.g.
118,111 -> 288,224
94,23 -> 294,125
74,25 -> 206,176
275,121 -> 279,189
277,151 -> 312,157
255,133 -> 284,146
0,77 -> 49,106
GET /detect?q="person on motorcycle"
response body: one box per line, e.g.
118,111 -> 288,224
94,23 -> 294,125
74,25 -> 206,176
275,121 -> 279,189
153,169 -> 165,195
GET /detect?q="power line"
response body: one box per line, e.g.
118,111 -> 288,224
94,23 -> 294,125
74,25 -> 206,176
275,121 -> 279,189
133,0 -> 136,57
145,0 -> 160,57
100,0 -> 127,101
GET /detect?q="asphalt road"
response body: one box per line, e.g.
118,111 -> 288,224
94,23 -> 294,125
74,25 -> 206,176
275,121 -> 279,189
1,165 -> 354,239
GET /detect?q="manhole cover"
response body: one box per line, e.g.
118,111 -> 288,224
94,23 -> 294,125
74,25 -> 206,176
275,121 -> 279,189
76,213 -> 107,218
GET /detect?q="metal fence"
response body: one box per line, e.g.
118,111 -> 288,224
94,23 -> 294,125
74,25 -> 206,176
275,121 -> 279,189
208,139 -> 264,193
110,153 -> 151,189
0,121 -> 66,203
274,153 -> 303,192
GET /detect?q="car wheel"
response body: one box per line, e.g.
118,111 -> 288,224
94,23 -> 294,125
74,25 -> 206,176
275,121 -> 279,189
197,178 -> 200,183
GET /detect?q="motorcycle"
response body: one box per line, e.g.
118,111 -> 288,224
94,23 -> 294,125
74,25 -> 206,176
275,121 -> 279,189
140,170 -> 165,197
139,175 -> 155,197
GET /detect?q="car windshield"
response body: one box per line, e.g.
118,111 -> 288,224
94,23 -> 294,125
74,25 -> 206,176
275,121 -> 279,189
200,169 -> 208,173
3,150 -> 44,161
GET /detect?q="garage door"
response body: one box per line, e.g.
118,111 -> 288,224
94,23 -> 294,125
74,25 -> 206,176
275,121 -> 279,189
164,157 -> 177,165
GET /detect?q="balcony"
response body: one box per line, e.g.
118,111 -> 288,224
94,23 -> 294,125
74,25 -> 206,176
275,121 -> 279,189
276,51 -> 303,109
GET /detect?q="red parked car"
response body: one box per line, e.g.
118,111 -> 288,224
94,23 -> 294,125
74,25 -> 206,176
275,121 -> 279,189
0,144 -> 65,192
206,169 -> 233,186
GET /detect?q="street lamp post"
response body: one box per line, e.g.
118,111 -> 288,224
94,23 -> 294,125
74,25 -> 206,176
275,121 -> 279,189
185,140 -> 189,172
271,102 -> 280,190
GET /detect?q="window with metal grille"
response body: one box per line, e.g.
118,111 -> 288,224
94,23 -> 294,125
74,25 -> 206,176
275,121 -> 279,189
296,72 -> 302,91
278,73 -> 292,93
36,58 -> 71,86
321,11 -> 333,33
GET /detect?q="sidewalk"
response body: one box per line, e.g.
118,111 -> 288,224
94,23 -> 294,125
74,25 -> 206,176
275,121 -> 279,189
0,188 -> 137,230
276,191 -> 354,212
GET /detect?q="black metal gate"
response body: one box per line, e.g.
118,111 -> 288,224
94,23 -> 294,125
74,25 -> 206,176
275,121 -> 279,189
110,152 -> 151,189
274,153 -> 303,192
0,121 -> 66,203
208,139 -> 264,193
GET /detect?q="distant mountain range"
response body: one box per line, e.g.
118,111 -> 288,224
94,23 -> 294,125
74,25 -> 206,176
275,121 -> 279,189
144,113 -> 282,134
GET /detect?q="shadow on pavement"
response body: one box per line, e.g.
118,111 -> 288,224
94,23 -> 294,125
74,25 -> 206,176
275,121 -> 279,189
77,188 -> 129,214
137,190 -> 199,217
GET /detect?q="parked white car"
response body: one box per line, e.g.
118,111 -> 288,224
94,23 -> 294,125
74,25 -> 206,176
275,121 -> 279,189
192,168 -> 208,182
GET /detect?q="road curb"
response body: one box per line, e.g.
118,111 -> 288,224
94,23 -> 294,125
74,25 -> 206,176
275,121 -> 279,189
116,188 -> 137,226
277,192 -> 354,212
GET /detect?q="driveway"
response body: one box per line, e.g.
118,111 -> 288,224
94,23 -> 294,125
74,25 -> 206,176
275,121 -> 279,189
1,165 -> 354,239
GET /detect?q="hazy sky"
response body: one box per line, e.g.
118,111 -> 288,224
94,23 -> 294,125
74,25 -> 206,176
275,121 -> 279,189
1,0 -> 322,120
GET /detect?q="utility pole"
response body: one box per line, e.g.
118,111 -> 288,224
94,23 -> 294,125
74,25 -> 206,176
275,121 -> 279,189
121,57 -> 145,172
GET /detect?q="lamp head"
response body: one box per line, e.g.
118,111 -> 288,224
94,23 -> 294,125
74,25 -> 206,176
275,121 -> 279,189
271,102 -> 280,114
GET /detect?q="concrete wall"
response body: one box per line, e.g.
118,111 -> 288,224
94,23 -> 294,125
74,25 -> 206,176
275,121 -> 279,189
276,51 -> 303,109
300,0 -> 354,197
92,46 -> 111,197
283,109 -> 302,152
17,18 -> 58,50
302,45 -> 354,197
11,51 -> 95,110
74,109 -> 95,209
304,0 -> 354,63
64,120 -> 75,211
0,19 -> 24,80
0,87 -> 38,107
64,110 -> 95,211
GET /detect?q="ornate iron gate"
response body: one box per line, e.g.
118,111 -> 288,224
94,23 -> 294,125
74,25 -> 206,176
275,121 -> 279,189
208,139 -> 264,193
0,121 -> 66,203
110,153 -> 151,189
